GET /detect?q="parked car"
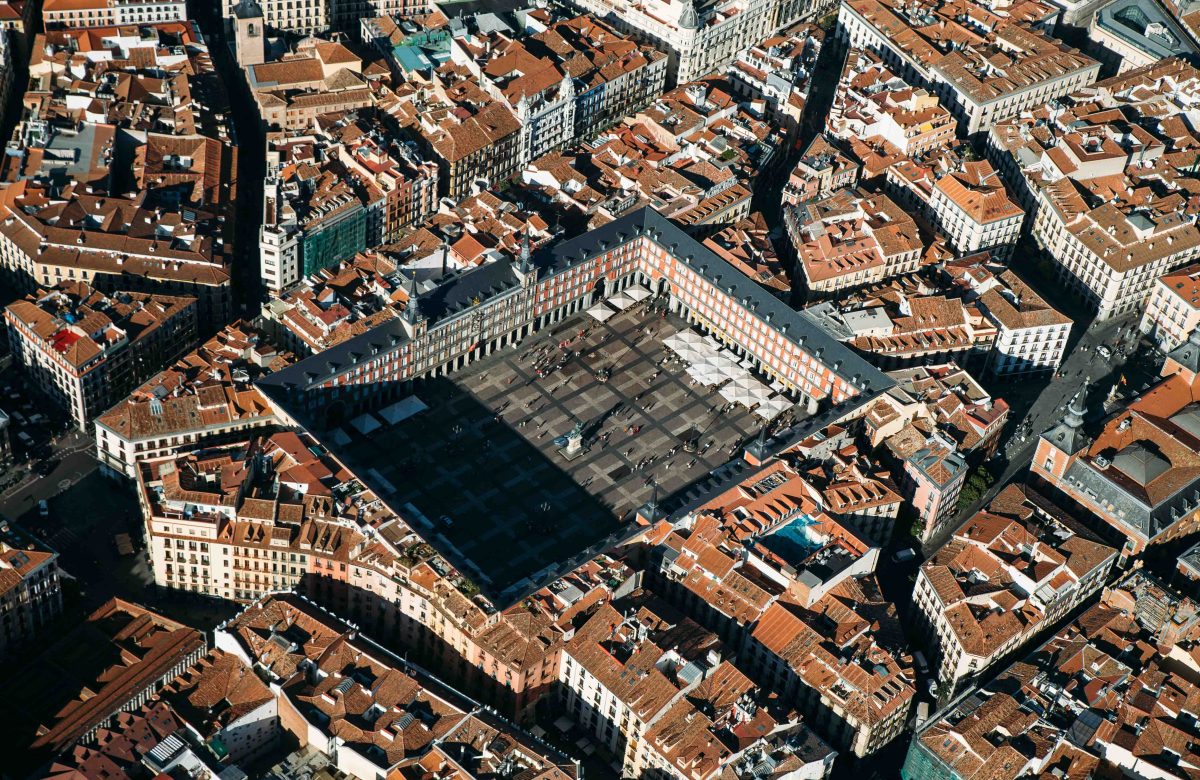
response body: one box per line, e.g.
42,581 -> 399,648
914,650 -> 929,676
892,548 -> 916,563
38,500 -> 48,517
1097,344 -> 1112,359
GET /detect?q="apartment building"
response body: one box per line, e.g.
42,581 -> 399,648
448,14 -> 667,158
262,254 -> 405,355
837,0 -> 1099,135
989,58 -> 1200,320
980,286 -> 1071,377
564,0 -> 779,84
903,570 -> 1200,780
745,579 -> 914,758
0,524 -> 62,659
892,430 -> 967,541
1033,327 -> 1200,559
927,160 -> 1024,259
1088,0 -> 1198,75
877,364 -> 1008,459
861,364 -> 1007,540
788,188 -> 923,296
560,590 -> 836,778
644,457 -> 884,643
216,593 -> 580,780
0,184 -> 233,326
392,75 -> 524,200
244,38 -> 379,131
702,214 -> 791,298
806,287 -> 995,372
913,484 -> 1116,697
224,0 -> 429,37
1,21 -> 237,325
43,0 -> 186,28
43,648 -> 276,779
1140,262 -> 1200,351
260,135 -> 386,294
785,427 -> 903,544
323,111 -> 440,243
944,257 -> 1072,378
257,207 -> 891,426
521,79 -> 775,231
1032,182 -> 1200,320
138,433 -> 379,602
5,283 -> 197,430
0,0 -> 37,39
619,458 -> 911,762
95,322 -> 293,480
138,425 -> 636,721
726,25 -> 824,144
827,48 -> 957,157
390,191 -> 554,269
28,599 -> 206,759
784,134 -> 860,205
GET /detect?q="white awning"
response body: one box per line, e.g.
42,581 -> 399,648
626,285 -> 652,301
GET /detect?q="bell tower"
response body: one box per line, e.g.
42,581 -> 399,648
233,0 -> 265,68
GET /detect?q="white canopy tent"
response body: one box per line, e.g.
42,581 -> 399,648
756,394 -> 792,419
608,292 -> 635,310
626,285 -> 652,301
587,302 -> 617,321
718,375 -> 759,406
709,351 -> 747,382
687,361 -> 726,386
378,396 -> 429,426
665,330 -> 718,365
350,413 -> 383,435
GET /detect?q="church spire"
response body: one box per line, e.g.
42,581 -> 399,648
519,227 -> 531,272
1043,377 -> 1090,454
403,273 -> 420,324
1064,378 -> 1088,429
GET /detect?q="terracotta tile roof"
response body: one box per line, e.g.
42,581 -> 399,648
934,161 -> 1023,225
30,599 -> 204,755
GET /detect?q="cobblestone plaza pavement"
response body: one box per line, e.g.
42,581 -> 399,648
336,302 -> 765,597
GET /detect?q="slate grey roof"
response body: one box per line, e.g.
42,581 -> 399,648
1168,325 -> 1200,376
233,0 -> 263,18
1112,442 -> 1170,487
1170,403 -> 1200,442
1061,457 -> 1200,540
260,207 -> 893,402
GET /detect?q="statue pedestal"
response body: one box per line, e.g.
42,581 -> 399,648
558,428 -> 585,461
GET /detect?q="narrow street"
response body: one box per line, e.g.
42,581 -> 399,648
753,28 -> 845,237
190,0 -> 267,318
